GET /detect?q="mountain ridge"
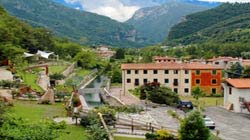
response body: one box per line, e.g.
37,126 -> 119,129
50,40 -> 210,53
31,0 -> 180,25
126,1 -> 209,45
165,3 -> 250,46
0,0 -> 141,47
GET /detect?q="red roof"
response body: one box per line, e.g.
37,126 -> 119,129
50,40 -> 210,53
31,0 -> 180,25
207,56 -> 238,62
121,62 -> 223,70
242,60 -> 250,67
153,56 -> 177,60
226,79 -> 250,89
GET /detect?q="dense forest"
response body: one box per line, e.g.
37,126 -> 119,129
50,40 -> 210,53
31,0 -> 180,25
0,5 -> 85,63
0,0 -> 142,47
168,3 -> 250,41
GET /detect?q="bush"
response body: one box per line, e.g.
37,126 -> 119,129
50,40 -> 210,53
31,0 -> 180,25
139,82 -> 180,105
113,105 -> 143,113
49,73 -> 65,80
145,133 -> 158,140
145,130 -> 177,140
179,111 -> 210,140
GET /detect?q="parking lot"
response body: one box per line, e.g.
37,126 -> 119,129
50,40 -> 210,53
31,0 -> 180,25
205,107 -> 250,140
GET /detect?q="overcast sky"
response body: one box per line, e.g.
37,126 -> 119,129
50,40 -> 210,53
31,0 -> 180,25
64,0 -> 250,22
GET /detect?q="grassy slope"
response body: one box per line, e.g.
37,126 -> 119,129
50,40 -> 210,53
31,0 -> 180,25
180,96 -> 223,107
10,100 -> 88,140
49,65 -> 68,74
114,136 -> 145,140
18,72 -> 43,92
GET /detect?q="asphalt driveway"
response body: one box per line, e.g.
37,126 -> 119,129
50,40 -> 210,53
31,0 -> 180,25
205,107 -> 250,140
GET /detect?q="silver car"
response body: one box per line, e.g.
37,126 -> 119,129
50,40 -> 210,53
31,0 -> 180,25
204,117 -> 215,129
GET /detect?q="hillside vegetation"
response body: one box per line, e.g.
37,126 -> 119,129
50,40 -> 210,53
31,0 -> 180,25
127,0 -> 208,45
165,3 -> 250,46
0,0 -> 140,47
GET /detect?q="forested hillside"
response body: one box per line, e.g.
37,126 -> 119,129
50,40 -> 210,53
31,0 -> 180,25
0,5 -> 85,63
0,0 -> 140,47
127,1 -> 208,45
165,3 -> 250,46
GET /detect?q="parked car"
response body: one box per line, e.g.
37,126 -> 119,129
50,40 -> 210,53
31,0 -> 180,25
204,117 -> 215,129
177,100 -> 193,110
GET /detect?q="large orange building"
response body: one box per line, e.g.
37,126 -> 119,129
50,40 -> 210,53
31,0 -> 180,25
191,69 -> 222,95
121,62 -> 223,96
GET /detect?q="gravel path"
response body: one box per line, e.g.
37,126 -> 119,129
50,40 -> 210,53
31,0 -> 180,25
110,87 -> 140,105
0,67 -> 13,81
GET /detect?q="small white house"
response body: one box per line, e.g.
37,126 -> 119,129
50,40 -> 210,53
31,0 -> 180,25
223,79 -> 250,113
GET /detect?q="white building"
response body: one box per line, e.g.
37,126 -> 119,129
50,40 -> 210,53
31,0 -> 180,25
223,79 -> 250,113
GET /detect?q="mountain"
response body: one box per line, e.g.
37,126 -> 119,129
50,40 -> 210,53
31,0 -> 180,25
165,3 -> 250,46
126,1 -> 209,45
0,0 -> 139,47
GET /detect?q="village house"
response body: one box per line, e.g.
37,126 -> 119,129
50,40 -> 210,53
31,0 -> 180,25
121,62 -> 223,96
207,56 -> 240,69
94,45 -> 115,59
223,79 -> 250,113
153,56 -> 179,63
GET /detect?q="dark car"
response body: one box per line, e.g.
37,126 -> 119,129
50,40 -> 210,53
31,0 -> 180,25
177,101 -> 194,110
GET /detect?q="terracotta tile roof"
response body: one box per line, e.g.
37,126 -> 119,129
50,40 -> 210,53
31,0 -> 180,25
242,60 -> 250,67
153,56 -> 177,60
226,79 -> 250,89
121,62 -> 223,70
207,56 -> 239,62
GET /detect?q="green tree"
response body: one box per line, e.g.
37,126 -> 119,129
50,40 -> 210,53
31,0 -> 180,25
140,82 -> 180,105
227,62 -> 244,78
74,51 -> 98,69
115,48 -> 125,59
242,66 -> 250,78
179,111 -> 210,140
192,86 -> 204,101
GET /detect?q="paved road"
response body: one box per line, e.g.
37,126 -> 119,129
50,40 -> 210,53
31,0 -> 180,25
110,87 -> 140,105
0,67 -> 13,81
205,107 -> 250,140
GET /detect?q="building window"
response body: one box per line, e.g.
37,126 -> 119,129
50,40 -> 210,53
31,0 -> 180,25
196,79 -> 200,84
184,88 -> 189,93
174,88 -> 178,94
212,79 -> 217,84
135,79 -> 139,86
165,79 -> 169,83
165,70 -> 169,74
135,70 -> 138,74
212,88 -> 216,94
196,70 -> 200,75
127,79 -> 131,83
153,70 -> 158,74
215,62 -> 219,65
143,70 -> 148,74
185,79 -> 189,83
212,70 -> 217,75
143,79 -> 148,84
229,87 -> 232,95
127,70 -> 131,74
174,70 -> 178,74
185,70 -> 189,74
153,79 -> 158,83
173,79 -> 178,86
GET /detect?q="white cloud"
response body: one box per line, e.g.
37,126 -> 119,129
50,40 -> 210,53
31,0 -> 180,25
65,0 -> 140,22
198,0 -> 250,2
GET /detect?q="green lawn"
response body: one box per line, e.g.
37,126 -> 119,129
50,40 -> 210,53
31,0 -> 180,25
49,65 -> 68,74
18,72 -> 43,92
180,96 -> 223,107
10,100 -> 66,122
56,125 -> 88,140
10,100 -> 88,140
75,69 -> 90,76
114,136 -> 145,140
